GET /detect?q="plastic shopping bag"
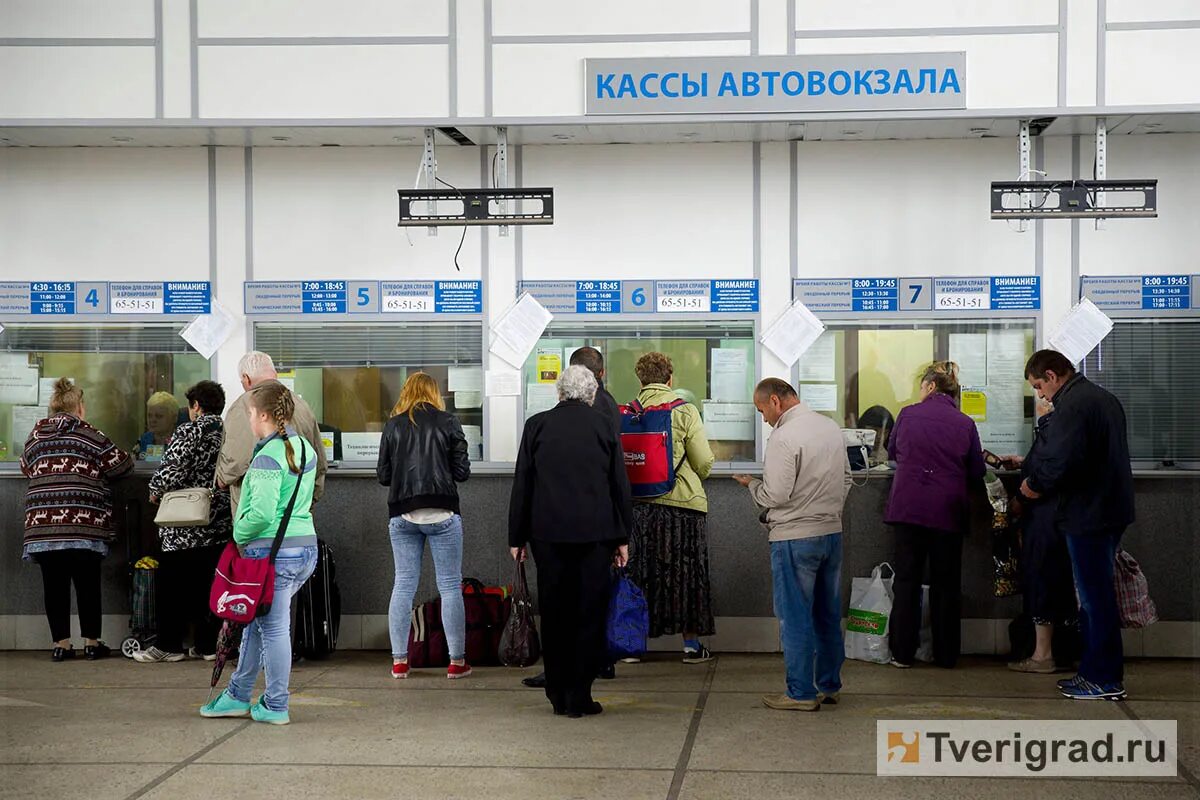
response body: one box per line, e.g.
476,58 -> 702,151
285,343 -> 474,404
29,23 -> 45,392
607,569 -> 649,660
1114,549 -> 1158,629
844,562 -> 894,664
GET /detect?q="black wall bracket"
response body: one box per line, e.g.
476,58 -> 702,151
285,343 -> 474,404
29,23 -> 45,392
990,179 -> 1157,219
397,188 -> 554,227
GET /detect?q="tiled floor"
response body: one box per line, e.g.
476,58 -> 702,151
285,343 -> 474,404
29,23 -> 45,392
0,652 -> 1197,799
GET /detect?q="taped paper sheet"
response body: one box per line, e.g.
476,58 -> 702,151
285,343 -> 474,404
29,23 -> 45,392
180,300 -> 238,360
800,383 -> 839,412
484,369 -> 521,397
448,366 -> 483,393
710,348 -> 749,402
949,333 -> 987,388
796,332 -> 836,383
12,405 -> 44,450
760,300 -> 825,367
702,402 -> 756,441
1048,298 -> 1114,366
341,432 -> 382,462
489,293 -> 552,369
525,384 -> 559,417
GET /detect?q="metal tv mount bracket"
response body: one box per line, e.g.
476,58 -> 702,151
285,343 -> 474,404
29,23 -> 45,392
991,119 -> 1157,222
397,127 -> 554,230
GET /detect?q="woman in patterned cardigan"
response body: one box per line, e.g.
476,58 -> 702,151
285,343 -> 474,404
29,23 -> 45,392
22,377 -> 133,662
135,380 -> 233,663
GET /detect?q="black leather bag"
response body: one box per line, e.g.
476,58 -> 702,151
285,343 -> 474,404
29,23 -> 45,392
498,561 -> 541,668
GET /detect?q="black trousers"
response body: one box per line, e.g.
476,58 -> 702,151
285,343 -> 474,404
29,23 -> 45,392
530,539 -> 612,713
156,544 -> 223,654
34,549 -> 103,642
889,524 -> 963,668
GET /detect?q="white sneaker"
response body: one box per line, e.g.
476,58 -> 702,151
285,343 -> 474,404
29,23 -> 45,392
189,647 -> 217,662
133,646 -> 186,663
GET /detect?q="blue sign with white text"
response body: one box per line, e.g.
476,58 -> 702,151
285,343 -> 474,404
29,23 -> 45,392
851,278 -> 898,312
29,282 -> 76,315
1141,275 -> 1191,310
989,276 -> 1041,310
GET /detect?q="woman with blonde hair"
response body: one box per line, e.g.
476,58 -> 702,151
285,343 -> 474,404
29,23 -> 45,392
21,378 -> 132,661
376,372 -> 472,679
200,382 -> 318,725
885,361 -> 985,669
135,391 -> 181,460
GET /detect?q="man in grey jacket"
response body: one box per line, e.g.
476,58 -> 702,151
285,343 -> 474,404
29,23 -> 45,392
734,378 -> 850,712
216,351 -> 327,515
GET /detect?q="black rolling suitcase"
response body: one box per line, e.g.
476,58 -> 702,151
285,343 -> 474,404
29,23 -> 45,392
295,539 -> 341,659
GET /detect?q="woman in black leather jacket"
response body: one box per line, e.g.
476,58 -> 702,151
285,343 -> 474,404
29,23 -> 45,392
376,372 -> 471,680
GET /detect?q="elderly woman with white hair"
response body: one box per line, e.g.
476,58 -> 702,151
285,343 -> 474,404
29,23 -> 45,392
509,365 -> 634,719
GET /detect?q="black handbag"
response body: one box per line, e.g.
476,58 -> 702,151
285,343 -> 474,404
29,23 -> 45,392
498,561 -> 540,667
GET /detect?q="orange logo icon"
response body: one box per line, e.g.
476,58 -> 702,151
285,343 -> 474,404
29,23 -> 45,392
887,731 -> 920,763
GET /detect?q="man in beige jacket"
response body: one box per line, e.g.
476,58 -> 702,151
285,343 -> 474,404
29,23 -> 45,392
216,351 -> 327,516
734,378 -> 850,713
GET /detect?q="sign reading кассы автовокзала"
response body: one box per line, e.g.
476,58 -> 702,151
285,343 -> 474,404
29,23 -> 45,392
585,53 -> 966,115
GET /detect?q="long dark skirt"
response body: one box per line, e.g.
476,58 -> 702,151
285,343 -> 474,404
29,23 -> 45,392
628,503 -> 715,638
1022,502 -> 1077,626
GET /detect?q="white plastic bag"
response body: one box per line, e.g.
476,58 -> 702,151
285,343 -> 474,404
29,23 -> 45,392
845,562 -> 894,664
915,585 -> 934,663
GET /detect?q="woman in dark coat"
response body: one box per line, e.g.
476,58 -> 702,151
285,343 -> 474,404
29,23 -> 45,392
885,361 -> 986,669
509,365 -> 633,718
1006,398 -> 1077,673
136,380 -> 232,663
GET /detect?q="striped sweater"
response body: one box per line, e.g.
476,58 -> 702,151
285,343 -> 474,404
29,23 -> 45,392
21,413 -> 133,549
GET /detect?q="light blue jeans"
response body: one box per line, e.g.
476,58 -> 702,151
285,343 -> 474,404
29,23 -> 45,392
388,515 -> 466,660
227,545 -> 318,712
771,534 -> 845,702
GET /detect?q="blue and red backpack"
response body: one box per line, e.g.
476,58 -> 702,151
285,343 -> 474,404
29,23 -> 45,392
619,398 -> 687,499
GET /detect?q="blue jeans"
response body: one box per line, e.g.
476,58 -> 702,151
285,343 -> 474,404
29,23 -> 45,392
1066,528 -> 1124,684
227,545 -> 318,712
388,515 -> 466,660
771,534 -> 845,702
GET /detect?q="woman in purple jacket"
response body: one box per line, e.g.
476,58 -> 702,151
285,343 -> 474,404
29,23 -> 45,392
885,361 -> 985,669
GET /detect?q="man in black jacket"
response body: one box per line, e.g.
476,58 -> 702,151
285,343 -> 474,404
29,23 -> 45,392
1019,349 -> 1134,701
522,346 -> 623,689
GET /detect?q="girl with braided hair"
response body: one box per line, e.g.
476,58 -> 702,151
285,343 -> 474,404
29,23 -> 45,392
201,382 -> 318,725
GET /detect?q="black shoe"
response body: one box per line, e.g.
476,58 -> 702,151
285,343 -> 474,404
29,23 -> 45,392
597,665 -> 616,680
523,672 -> 547,689
84,642 -> 111,660
566,700 -> 603,718
51,646 -> 75,662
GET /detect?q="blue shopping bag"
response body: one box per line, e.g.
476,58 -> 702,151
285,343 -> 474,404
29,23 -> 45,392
607,569 -> 649,660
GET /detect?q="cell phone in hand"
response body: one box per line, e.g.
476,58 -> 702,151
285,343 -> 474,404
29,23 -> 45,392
983,450 -> 1005,469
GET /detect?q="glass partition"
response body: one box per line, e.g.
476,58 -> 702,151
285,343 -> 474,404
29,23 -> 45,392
523,321 -> 757,463
253,322 -> 484,463
796,320 -> 1036,458
0,324 -> 208,464
1082,319 -> 1199,466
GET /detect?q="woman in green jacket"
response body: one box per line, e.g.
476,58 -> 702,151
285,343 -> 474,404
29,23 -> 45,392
200,382 -> 318,726
628,352 -> 716,663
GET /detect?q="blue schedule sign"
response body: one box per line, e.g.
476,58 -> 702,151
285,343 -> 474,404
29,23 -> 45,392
245,280 -> 483,315
1081,275 -> 1197,314
520,279 -> 757,315
796,276 -> 1040,316
30,282 -> 77,315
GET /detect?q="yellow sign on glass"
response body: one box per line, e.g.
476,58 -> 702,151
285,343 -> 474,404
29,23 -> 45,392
536,349 -> 562,384
961,390 -> 987,422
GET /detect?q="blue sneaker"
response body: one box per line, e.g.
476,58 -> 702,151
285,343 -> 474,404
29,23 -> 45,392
199,690 -> 250,718
1060,678 -> 1126,701
250,696 -> 290,725
1056,674 -> 1083,690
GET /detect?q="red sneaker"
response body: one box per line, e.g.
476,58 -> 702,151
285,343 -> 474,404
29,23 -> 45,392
447,662 -> 472,680
391,661 -> 410,680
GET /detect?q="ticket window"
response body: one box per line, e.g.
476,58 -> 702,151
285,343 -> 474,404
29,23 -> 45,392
522,322 -> 758,463
253,322 -> 485,463
796,321 -> 1037,458
1082,319 -> 1200,468
0,324 -> 208,464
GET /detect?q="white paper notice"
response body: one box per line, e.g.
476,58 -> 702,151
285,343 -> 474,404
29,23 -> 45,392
796,332 -> 836,383
180,300 -> 238,360
800,383 -> 839,412
1049,298 -> 1114,366
489,293 -> 553,369
710,348 -> 749,402
760,300 -> 826,367
525,384 -> 559,417
11,405 -> 44,448
484,369 -> 521,397
341,432 -> 382,462
949,333 -> 988,388
703,402 -> 756,441
0,365 -> 39,405
454,391 -> 483,409
448,366 -> 483,393
277,377 -> 296,392
462,425 -> 483,460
